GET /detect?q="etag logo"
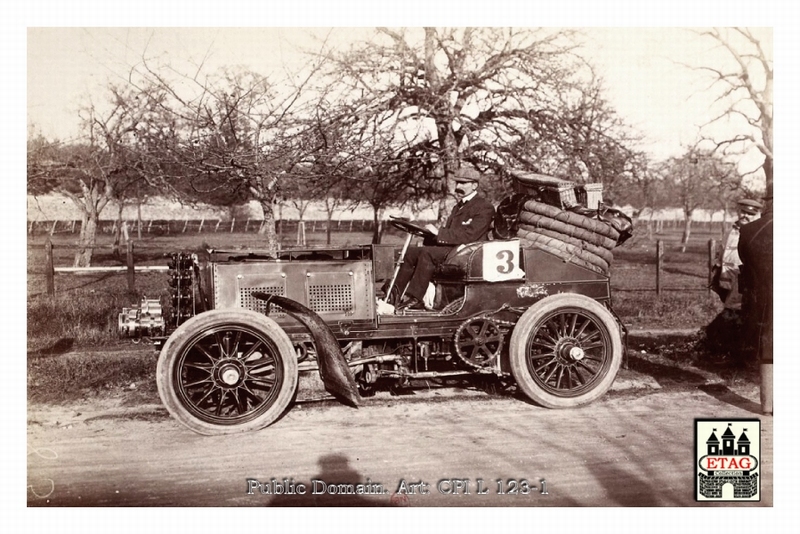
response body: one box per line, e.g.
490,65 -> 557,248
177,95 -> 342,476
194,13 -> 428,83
695,420 -> 761,501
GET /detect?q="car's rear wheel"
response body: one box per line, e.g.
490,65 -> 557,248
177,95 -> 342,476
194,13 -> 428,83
157,309 -> 298,435
509,294 -> 622,408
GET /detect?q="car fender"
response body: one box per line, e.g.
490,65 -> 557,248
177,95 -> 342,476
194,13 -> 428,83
252,292 -> 360,407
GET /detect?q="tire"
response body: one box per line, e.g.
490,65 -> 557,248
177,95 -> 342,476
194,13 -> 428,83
509,294 -> 622,408
518,225 -> 615,264
518,230 -> 610,274
522,200 -> 620,240
157,309 -> 298,435
518,212 -> 617,249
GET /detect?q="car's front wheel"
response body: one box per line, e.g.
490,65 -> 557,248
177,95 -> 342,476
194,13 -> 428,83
156,309 -> 298,435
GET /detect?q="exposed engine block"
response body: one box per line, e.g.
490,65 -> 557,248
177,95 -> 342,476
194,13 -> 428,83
118,298 -> 165,338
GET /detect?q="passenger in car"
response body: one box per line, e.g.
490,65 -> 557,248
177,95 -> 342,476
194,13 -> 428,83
393,167 -> 495,310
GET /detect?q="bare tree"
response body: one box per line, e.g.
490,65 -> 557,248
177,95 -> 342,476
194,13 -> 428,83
663,148 -> 735,251
317,27 -> 638,224
129,50 -> 328,253
694,28 -> 772,198
27,85 -> 157,266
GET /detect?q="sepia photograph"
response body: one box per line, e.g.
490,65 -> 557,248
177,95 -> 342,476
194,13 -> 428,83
11,0 -> 797,528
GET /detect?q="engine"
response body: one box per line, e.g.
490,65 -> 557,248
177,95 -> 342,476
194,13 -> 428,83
118,298 -> 165,338
118,252 -> 200,340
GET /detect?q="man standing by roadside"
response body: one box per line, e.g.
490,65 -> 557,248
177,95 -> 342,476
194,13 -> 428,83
738,197 -> 773,415
393,167 -> 495,310
712,198 -> 762,308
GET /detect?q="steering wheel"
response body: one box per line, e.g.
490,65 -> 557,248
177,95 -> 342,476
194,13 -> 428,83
389,217 -> 436,239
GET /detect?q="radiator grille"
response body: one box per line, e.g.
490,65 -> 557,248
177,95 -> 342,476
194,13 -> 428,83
308,284 -> 353,314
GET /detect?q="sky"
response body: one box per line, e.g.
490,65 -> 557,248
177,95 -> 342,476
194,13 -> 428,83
27,26 -> 772,174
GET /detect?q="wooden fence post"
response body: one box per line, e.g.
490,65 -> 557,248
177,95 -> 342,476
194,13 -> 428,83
244,219 -> 250,233
45,238 -> 55,297
127,241 -> 135,293
656,240 -> 664,296
707,239 -> 716,295
230,218 -> 235,233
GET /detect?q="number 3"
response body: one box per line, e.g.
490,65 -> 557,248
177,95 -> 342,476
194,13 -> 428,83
496,249 -> 515,273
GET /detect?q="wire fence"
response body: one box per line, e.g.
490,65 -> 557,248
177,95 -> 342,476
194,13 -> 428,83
27,218 -> 387,236
27,217 -> 731,237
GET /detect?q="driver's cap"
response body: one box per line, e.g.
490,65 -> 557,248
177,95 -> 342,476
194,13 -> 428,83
453,167 -> 481,183
737,198 -> 762,215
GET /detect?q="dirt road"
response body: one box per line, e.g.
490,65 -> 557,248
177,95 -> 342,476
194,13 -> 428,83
27,383 -> 772,507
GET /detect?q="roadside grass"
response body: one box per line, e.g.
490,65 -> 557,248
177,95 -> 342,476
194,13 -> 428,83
27,272 -> 168,352
612,291 -> 720,330
28,225 -> 745,404
28,349 -> 158,405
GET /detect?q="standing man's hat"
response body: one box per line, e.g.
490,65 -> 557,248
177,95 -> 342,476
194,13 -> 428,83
453,167 -> 481,183
737,198 -> 763,215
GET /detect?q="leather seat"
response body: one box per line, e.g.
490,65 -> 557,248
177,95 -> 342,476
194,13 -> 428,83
432,242 -> 484,281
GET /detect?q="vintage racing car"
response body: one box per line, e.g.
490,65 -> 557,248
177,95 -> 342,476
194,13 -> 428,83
118,218 -> 626,435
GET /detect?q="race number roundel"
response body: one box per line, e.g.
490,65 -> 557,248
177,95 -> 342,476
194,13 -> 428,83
482,240 -> 526,282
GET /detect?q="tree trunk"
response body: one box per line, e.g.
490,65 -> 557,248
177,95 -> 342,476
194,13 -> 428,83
371,206 -> 383,244
74,210 -> 98,267
257,199 -> 279,254
720,204 -> 728,241
764,156 -> 773,200
112,201 -> 124,257
680,212 -> 693,253
136,184 -> 143,240
326,210 -> 334,245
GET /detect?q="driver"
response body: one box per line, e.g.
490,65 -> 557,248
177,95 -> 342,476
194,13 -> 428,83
393,167 -> 495,310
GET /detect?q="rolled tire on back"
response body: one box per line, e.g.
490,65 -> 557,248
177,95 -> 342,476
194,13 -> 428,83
518,233 -> 609,275
517,225 -> 615,264
518,211 -> 617,249
518,229 -> 610,269
522,200 -> 620,241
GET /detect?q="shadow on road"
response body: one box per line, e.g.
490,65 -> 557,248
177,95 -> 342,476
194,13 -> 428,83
697,384 -> 762,415
268,453 -> 390,507
626,354 -> 710,387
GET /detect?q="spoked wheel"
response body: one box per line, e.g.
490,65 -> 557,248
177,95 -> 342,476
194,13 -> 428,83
509,294 -> 622,408
157,309 -> 298,435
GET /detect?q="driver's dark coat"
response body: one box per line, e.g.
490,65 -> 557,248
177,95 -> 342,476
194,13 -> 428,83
435,195 -> 495,245
393,195 -> 494,302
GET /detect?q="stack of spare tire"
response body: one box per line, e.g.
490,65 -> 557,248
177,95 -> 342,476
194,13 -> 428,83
499,171 -> 631,276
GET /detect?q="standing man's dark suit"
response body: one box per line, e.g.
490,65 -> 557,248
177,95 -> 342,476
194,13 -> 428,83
394,168 -> 495,309
738,205 -> 773,362
738,200 -> 773,414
